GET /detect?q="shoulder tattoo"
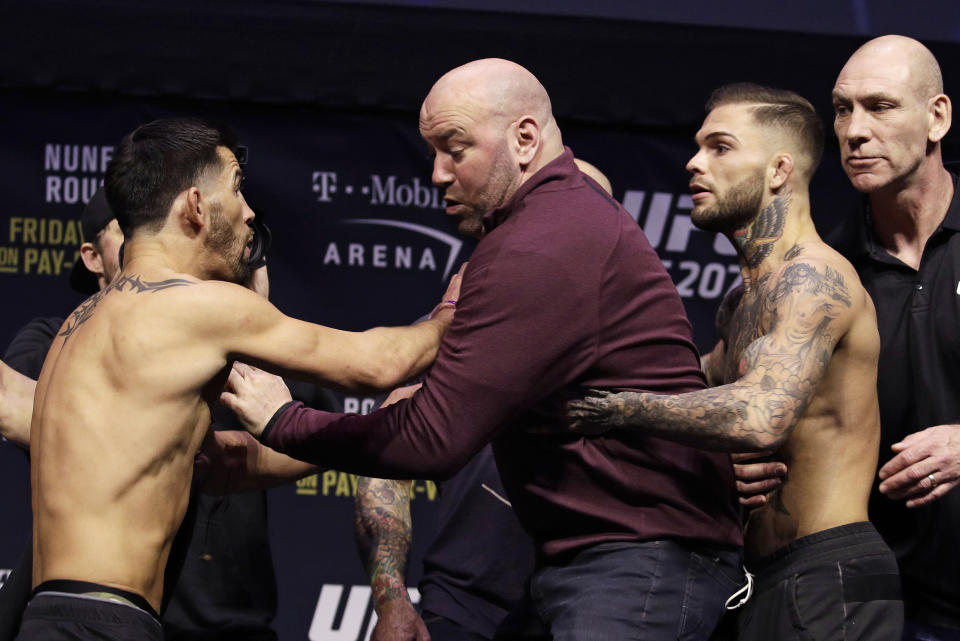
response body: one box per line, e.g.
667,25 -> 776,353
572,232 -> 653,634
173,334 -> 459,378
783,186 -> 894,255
59,274 -> 193,341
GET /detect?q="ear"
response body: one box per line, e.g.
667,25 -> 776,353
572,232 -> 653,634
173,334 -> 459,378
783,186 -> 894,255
181,186 -> 206,233
928,94 -> 952,144
768,153 -> 795,191
79,241 -> 105,278
514,116 -> 541,168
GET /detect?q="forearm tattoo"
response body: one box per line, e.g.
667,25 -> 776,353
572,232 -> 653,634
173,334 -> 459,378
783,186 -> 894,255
60,274 -> 193,341
354,476 -> 413,609
571,260 -> 852,452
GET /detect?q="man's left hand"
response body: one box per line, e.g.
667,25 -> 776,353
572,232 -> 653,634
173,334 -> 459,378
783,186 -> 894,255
878,424 -> 960,508
371,599 -> 430,641
565,389 -> 629,435
220,362 -> 292,440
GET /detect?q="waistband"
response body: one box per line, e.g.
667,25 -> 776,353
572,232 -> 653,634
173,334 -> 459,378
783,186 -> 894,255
746,522 -> 897,591
32,579 -> 160,621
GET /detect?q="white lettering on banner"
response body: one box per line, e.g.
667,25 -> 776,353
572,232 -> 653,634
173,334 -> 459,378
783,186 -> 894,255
45,176 -> 101,205
622,189 -> 741,300
43,144 -> 113,205
369,175 -> 443,209
44,144 -> 114,173
309,170 -> 458,280
308,584 -> 420,641
311,172 -> 444,210
313,171 -> 338,202
343,397 -> 377,415
320,242 -> 439,274
333,220 -> 459,280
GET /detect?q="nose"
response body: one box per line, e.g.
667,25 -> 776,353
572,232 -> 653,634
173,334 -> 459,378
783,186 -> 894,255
239,192 -> 256,224
431,153 -> 455,187
838,105 -> 871,147
686,150 -> 705,176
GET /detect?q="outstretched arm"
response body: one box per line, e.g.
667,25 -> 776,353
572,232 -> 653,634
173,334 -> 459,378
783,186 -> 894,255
569,261 -> 855,452
0,360 -> 36,448
198,265 -> 463,394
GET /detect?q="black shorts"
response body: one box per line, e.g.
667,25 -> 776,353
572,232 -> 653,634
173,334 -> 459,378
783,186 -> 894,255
738,522 -> 903,641
13,580 -> 163,641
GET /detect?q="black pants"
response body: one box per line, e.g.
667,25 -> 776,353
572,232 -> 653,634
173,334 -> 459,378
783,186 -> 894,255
14,591 -> 163,641
738,522 -> 903,641
422,611 -> 490,641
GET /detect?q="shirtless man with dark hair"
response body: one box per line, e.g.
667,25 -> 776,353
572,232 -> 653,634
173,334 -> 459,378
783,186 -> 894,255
568,83 -> 903,640
16,117 -> 459,641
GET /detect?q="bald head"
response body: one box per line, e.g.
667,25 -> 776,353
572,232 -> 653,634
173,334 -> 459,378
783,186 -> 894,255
573,158 -> 613,196
833,35 -> 952,194
424,58 -> 553,127
842,35 -> 943,102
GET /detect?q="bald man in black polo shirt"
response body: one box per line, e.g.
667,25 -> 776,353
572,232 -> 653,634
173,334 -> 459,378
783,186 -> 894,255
829,35 -> 960,641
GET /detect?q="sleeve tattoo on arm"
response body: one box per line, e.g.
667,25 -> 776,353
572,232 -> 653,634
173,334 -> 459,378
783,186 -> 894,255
569,261 -> 853,452
354,476 -> 414,610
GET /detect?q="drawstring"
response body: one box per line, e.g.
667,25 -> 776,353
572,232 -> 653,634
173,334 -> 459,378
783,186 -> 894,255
725,568 -> 754,610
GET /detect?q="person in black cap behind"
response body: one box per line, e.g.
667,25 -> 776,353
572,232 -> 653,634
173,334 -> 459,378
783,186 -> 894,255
69,188 -> 125,295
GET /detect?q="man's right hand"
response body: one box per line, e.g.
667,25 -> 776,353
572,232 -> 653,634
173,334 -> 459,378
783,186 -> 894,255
371,599 -> 430,641
219,362 -> 292,440
731,451 -> 788,508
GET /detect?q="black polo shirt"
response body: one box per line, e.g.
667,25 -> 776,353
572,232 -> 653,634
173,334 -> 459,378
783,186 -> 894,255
831,164 -> 960,627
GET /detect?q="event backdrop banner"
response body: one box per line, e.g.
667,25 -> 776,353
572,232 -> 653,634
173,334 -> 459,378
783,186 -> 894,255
0,91 -> 857,640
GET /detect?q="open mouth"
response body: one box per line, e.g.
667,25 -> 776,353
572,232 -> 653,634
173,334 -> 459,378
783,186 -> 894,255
444,198 -> 462,214
689,183 -> 711,201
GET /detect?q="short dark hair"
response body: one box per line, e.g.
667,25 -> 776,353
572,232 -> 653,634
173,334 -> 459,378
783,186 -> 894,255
706,83 -> 824,178
105,118 -> 238,237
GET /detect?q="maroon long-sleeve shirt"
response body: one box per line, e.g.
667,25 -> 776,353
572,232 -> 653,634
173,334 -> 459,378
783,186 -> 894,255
265,149 -> 742,560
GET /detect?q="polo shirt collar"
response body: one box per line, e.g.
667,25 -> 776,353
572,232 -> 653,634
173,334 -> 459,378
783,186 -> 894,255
939,161 -> 960,232
845,163 -> 960,261
482,147 -> 577,233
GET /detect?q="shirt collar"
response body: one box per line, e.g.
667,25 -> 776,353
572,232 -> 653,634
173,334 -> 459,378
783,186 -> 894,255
939,161 -> 960,232
842,163 -> 960,260
482,147 -> 577,233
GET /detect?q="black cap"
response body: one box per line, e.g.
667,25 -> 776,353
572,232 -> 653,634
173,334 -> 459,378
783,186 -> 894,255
69,188 -> 115,295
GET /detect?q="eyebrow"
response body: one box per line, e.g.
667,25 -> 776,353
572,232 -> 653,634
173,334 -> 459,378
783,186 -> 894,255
700,131 -> 739,144
433,127 -> 465,140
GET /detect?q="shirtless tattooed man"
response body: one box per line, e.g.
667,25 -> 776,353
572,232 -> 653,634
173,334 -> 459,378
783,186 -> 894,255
16,118 -> 459,641
568,84 -> 904,640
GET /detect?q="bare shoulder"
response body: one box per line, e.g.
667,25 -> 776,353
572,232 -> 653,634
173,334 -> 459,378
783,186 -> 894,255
775,241 -> 869,312
84,273 -> 280,339
166,278 -> 281,334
